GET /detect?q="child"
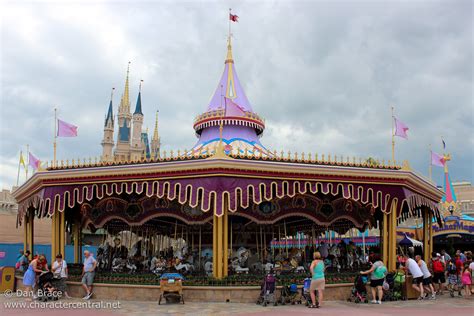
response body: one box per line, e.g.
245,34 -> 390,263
446,260 -> 461,297
461,263 -> 472,296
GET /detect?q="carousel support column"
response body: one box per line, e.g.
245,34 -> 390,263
422,207 -> 430,263
23,214 -> 28,253
388,201 -> 398,271
73,221 -> 82,264
216,213 -> 224,279
59,211 -> 66,257
51,211 -> 58,262
223,203 -> 229,277
429,214 -> 433,260
29,209 -> 35,256
382,212 -> 389,266
212,212 -> 218,278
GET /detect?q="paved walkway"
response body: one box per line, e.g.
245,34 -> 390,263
1,293 -> 473,316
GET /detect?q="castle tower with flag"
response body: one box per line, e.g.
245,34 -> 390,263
101,64 -> 157,162
192,36 -> 269,156
441,153 -> 460,219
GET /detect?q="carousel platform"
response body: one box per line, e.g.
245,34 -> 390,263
15,276 -> 352,302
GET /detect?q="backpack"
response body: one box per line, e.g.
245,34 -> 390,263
447,262 -> 457,274
432,259 -> 444,273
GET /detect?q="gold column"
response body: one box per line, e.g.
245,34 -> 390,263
429,217 -> 433,259
51,212 -> 57,263
29,209 -> 34,255
216,214 -> 223,278
388,201 -> 398,271
212,213 -> 217,278
59,211 -> 66,257
382,212 -> 389,266
23,213 -> 29,253
73,222 -> 82,263
223,205 -> 228,277
423,207 -> 430,263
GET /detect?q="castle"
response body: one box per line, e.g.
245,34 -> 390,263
101,63 -> 161,162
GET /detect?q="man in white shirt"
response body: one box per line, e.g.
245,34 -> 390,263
415,255 -> 436,299
404,254 -> 425,300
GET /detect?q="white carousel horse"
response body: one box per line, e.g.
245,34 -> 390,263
175,262 -> 194,274
231,258 -> 249,274
204,261 -> 213,276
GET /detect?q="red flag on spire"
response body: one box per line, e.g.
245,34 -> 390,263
229,13 -> 239,22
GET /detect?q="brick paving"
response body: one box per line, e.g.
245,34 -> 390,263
1,293 -> 473,316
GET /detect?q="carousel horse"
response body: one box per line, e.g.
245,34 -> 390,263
231,258 -> 249,274
96,242 -> 110,271
174,261 -> 194,275
204,261 -> 213,276
111,257 -> 127,273
126,258 -> 138,274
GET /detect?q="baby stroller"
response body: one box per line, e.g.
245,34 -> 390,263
158,273 -> 184,305
280,283 -> 301,305
256,273 -> 278,306
347,274 -> 368,303
37,272 -> 60,302
301,278 -> 313,306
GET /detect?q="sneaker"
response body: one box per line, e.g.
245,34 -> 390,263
376,301 -> 382,304
417,296 -> 424,300
85,291 -> 93,300
371,300 -> 377,304
458,292 -> 462,297
82,293 -> 90,300
429,294 -> 436,300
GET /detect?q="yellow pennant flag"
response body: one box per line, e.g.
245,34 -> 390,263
19,151 -> 26,168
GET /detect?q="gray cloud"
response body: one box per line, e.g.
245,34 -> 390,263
1,0 -> 472,189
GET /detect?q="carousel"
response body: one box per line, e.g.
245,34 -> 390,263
13,31 -> 443,288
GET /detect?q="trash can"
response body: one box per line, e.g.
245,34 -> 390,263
0,266 -> 16,292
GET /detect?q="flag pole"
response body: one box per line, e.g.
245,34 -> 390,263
16,150 -> 22,186
391,106 -> 395,163
229,8 -> 231,39
429,144 -> 432,181
26,144 -> 29,179
54,107 -> 57,167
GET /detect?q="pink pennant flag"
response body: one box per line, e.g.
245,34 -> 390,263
57,119 -> 78,137
28,152 -> 41,170
224,97 -> 245,117
394,117 -> 409,139
431,151 -> 445,167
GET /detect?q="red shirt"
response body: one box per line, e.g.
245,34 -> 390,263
455,258 -> 463,274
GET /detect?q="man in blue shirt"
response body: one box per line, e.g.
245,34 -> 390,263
81,250 -> 97,300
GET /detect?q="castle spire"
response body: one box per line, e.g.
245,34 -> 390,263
105,87 -> 115,126
225,35 -> 233,64
134,80 -> 144,115
153,110 -> 159,141
119,62 -> 131,113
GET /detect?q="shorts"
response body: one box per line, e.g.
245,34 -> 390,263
447,274 -> 458,285
310,278 -> 325,291
422,277 -> 432,286
82,271 -> 95,286
432,272 -> 445,284
413,276 -> 423,285
370,278 -> 384,288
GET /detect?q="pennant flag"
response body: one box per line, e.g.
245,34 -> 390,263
57,119 -> 78,137
28,152 -> 41,170
431,151 -> 445,167
224,97 -> 245,117
442,138 -> 446,150
229,13 -> 239,22
19,152 -> 26,168
393,117 -> 409,139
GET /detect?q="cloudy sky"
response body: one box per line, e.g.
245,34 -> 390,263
1,0 -> 472,190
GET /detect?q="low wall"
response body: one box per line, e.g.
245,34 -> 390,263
15,277 -> 352,303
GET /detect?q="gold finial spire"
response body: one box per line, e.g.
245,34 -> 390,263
443,153 -> 451,173
122,61 -> 131,112
153,110 -> 159,141
139,79 -> 143,92
225,35 -> 234,64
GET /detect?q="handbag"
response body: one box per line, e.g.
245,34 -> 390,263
53,261 -> 63,279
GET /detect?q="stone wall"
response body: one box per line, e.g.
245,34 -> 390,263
16,277 -> 352,303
